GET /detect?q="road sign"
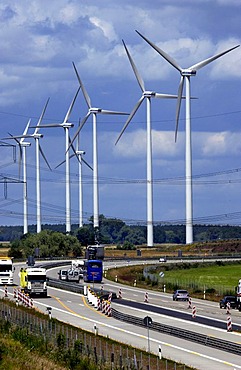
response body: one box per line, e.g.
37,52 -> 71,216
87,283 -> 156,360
159,271 -> 164,278
143,316 -> 152,327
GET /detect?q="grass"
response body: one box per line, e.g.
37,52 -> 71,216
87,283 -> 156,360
161,262 -> 239,289
0,336 -> 67,370
107,261 -> 241,299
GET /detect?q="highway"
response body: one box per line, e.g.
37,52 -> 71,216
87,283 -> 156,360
6,260 -> 241,370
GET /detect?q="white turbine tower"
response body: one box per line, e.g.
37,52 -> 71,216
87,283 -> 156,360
1,120 -> 31,234
116,40 -> 178,247
69,62 -> 128,242
56,131 -> 93,228
32,99 -> 51,233
136,30 -> 239,244
31,89 -> 80,233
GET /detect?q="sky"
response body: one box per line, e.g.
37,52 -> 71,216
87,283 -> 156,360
0,0 -> 241,232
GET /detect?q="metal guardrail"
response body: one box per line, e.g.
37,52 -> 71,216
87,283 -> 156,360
111,308 -> 241,356
47,277 -> 117,300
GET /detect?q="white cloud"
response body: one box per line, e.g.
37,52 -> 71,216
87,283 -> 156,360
112,129 -> 241,159
89,16 -> 118,42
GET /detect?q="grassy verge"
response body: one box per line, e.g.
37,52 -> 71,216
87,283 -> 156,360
106,260 -> 241,300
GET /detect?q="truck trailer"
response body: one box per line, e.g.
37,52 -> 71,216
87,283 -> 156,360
19,267 -> 48,297
0,257 -> 14,285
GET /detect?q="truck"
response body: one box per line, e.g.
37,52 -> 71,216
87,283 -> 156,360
85,245 -> 104,260
71,259 -> 84,269
71,260 -> 85,279
19,267 -> 48,297
27,255 -> 35,266
0,257 -> 14,285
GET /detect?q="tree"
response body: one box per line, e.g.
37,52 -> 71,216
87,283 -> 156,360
8,230 -> 82,258
75,226 -> 95,246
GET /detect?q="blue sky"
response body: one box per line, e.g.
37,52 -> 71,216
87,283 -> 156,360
0,0 -> 241,229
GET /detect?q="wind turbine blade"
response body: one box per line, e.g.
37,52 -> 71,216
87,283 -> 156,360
154,93 -> 178,99
100,109 -> 129,115
175,76 -> 185,142
66,112 -> 91,152
122,39 -> 145,92
63,86 -> 81,123
1,134 -> 33,140
190,45 -> 240,71
115,96 -> 144,145
34,97 -> 50,135
39,144 -> 51,170
136,30 -> 182,73
22,119 -> 31,136
55,157 -> 68,169
72,62 -> 91,108
82,157 -> 93,171
30,123 -> 63,129
7,132 -> 21,144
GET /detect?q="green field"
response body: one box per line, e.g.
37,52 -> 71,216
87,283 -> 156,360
158,262 -> 241,295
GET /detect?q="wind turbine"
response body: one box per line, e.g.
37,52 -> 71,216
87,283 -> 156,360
136,30 -> 240,244
69,62 -> 129,241
32,99 -> 51,233
31,89 -> 80,233
55,128 -> 93,228
116,40 -> 178,247
1,120 -> 31,234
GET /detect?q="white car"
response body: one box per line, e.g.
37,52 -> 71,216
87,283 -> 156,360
159,257 -> 167,262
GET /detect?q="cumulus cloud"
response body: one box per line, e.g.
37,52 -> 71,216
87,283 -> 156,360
112,129 -> 241,159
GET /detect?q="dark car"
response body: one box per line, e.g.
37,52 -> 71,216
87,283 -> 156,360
219,295 -> 237,309
173,289 -> 189,301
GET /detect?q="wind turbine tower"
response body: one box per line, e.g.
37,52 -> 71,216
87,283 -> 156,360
1,120 -> 32,234
31,89 -> 80,233
136,30 -> 239,244
116,40 -> 178,247
69,62 -> 128,242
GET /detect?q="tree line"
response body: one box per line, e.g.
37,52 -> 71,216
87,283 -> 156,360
2,214 -> 241,259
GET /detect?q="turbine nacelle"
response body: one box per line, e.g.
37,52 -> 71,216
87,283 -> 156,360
32,133 -> 43,139
62,122 -> 74,128
21,142 -> 31,147
181,69 -> 197,76
76,150 -> 85,155
90,108 -> 103,113
143,91 -> 157,98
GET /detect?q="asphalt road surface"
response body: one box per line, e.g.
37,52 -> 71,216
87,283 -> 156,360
7,260 -> 241,370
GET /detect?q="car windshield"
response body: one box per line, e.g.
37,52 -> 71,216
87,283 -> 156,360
177,290 -> 188,294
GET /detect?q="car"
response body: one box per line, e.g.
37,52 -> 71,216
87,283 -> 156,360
159,257 -> 167,262
58,269 -> 68,281
219,295 -> 237,309
173,289 -> 189,301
